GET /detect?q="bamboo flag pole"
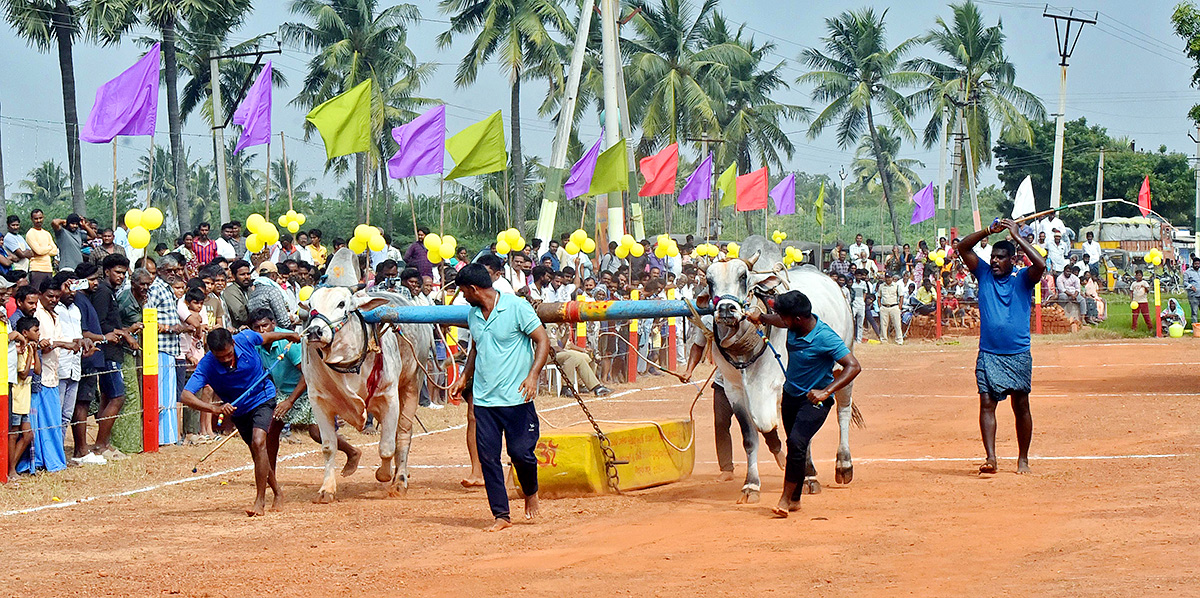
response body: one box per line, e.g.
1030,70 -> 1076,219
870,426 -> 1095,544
405,178 -> 418,234
145,139 -> 154,209
112,143 -> 118,228
265,141 -> 272,220
280,132 -> 294,211
439,175 -> 445,236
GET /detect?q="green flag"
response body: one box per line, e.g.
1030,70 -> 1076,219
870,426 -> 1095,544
446,110 -> 507,180
717,163 -> 737,207
305,79 -> 372,160
814,182 -> 826,226
589,138 -> 629,194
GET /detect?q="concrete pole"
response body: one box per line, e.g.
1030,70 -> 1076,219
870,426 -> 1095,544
211,57 -> 230,224
599,0 -> 623,244
1194,128 -> 1199,251
1050,64 -> 1068,209
534,0 -> 594,244
696,133 -> 709,238
838,167 -> 847,226
1094,148 -> 1104,222
937,106 -> 948,209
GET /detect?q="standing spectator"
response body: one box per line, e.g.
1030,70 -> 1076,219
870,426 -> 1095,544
478,254 -> 515,294
294,231 -> 314,265
146,253 -> 193,446
1185,256 -> 1200,324
248,261 -> 296,326
973,236 -> 991,263
113,220 -> 132,256
1130,270 -> 1152,331
884,246 -> 904,278
8,317 -> 39,478
26,209 -> 58,290
271,234 -> 301,263
89,228 -> 127,266
829,249 -> 852,280
50,273 -> 87,436
600,241 -> 622,275
1046,229 -> 1069,275
87,254 -> 140,460
540,239 -> 561,270
192,222 -> 218,265
629,240 -> 651,275
404,227 -> 433,279
33,277 -> 68,472
847,234 -> 869,264
1081,231 -> 1102,279
308,229 -> 328,267
222,259 -> 253,329
66,264 -> 108,465
214,222 -> 239,260
4,215 -> 34,275
850,269 -> 868,343
878,272 -> 904,344
52,214 -> 96,271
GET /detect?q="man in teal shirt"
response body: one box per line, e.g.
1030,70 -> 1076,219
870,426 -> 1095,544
451,264 -> 550,532
247,309 -> 361,479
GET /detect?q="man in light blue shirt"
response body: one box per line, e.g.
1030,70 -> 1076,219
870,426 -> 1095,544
452,263 -> 550,532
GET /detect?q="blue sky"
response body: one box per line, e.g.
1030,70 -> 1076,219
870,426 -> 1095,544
1,0 -> 1195,201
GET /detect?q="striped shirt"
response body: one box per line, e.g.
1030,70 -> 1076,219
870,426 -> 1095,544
193,238 -> 218,265
147,278 -> 183,358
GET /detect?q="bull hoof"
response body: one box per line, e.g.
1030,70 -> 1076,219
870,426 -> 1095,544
835,464 -> 854,485
737,490 -> 760,504
387,485 -> 407,498
313,490 -> 337,504
802,478 -> 822,495
375,465 -> 394,483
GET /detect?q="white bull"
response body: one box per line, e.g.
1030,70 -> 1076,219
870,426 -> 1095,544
705,248 -> 858,503
302,287 -> 433,502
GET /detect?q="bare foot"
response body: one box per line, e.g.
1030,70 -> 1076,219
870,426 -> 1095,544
979,459 -> 998,475
770,506 -> 789,519
773,450 -> 787,471
460,477 -> 485,488
485,518 -> 513,532
271,492 -> 283,512
1016,458 -> 1031,474
342,448 -> 361,477
716,471 -> 735,482
524,493 -> 540,521
246,500 -> 266,517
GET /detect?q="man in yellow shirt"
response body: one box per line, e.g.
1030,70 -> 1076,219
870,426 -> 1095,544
307,228 -> 328,268
25,209 -> 57,290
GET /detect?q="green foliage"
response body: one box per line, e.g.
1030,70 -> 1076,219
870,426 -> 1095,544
1172,1 -> 1200,124
994,118 -> 1195,232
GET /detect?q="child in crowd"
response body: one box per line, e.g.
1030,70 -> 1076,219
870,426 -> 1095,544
7,317 -> 39,482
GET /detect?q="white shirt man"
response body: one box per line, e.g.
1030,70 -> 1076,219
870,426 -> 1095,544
1081,234 -> 1102,267
973,236 -> 992,263
848,238 -> 870,263
1047,232 -> 1070,273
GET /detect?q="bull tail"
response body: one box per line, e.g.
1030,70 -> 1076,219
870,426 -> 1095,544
850,402 -> 865,429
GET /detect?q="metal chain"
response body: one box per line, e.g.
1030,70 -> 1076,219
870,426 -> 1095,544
549,348 -> 625,494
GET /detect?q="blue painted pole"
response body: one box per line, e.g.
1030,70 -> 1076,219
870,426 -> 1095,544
360,299 -> 713,326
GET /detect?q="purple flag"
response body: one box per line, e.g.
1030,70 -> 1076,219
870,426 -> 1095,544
232,61 -> 273,154
678,153 -> 713,205
770,173 -> 796,215
910,182 -> 936,224
564,133 -> 603,199
387,105 -> 446,178
80,44 -> 160,143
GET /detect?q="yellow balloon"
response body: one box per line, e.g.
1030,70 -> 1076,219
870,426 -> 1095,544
442,235 -> 457,251
667,243 -> 679,258
507,229 -> 524,247
428,247 -> 443,263
566,241 -> 581,255
511,237 -> 526,252
355,224 -> 374,240
727,244 -> 740,259
495,239 -> 511,255
260,224 -> 279,246
581,238 -> 596,253
287,221 -> 300,234
278,214 -> 290,227
424,234 -> 442,251
934,256 -> 945,267
1036,246 -> 1048,257
440,242 -> 455,259
654,245 -> 667,259
571,229 -> 588,246
349,236 -> 368,254
142,207 -> 164,230
246,213 -> 266,234
295,213 -> 306,226
1152,256 -> 1162,267
621,234 -> 636,248
124,209 -> 143,230
630,243 -> 645,257
127,226 -> 151,249
298,286 -> 314,302
245,233 -> 265,254
1130,300 -> 1140,310
615,245 -> 629,259
286,209 -> 298,220
368,234 -> 387,252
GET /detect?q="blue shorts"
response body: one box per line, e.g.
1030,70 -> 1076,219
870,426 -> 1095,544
98,361 -> 126,398
975,350 -> 1033,402
9,412 -> 29,427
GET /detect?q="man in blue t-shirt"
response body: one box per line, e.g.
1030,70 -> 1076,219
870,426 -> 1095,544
450,263 -> 550,532
748,290 -> 861,518
181,326 -> 300,516
957,218 -> 1046,475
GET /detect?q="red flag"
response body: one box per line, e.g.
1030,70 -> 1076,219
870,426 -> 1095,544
1138,175 -> 1151,217
735,167 -> 769,211
638,143 -> 679,197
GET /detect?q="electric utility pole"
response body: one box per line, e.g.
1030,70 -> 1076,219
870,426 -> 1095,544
839,167 -> 847,226
1044,7 -> 1096,209
210,41 -> 280,224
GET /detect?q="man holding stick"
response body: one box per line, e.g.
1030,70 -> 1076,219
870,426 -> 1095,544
956,218 -> 1046,475
180,326 -> 301,516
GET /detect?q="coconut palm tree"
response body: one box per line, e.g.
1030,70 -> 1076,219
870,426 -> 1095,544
799,8 -> 928,245
16,159 -> 71,208
437,0 -> 573,235
625,0 -> 749,149
851,125 -> 924,199
282,0 -> 425,222
2,0 -> 101,216
908,0 -> 1046,173
225,140 -> 260,206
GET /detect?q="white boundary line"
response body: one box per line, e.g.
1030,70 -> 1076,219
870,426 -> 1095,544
0,383 -> 684,518
703,453 -> 1192,465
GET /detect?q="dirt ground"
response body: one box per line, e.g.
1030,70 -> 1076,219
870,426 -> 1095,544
1,336 -> 1197,597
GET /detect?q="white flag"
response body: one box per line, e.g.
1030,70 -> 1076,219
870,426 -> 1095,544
1012,175 -> 1036,218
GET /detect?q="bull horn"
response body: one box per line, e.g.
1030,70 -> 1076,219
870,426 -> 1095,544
743,250 -> 761,269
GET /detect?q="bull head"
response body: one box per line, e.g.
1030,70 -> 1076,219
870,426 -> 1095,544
304,287 -> 388,347
706,258 -> 751,325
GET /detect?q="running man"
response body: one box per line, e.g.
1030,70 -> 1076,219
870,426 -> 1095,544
956,218 -> 1046,474
180,326 -> 301,516
450,263 -> 550,532
746,291 -> 861,518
